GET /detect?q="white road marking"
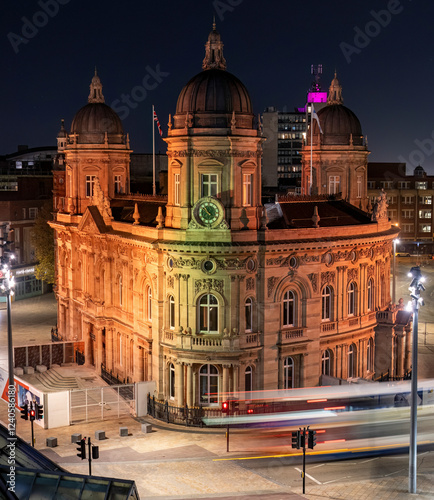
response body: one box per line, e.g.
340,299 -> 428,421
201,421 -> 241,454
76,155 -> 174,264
294,467 -> 322,484
309,463 -> 326,470
359,457 -> 379,464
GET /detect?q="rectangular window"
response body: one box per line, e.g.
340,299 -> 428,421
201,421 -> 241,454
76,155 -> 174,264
357,176 -> 362,198
86,175 -> 96,197
243,174 -> 252,206
418,210 -> 432,219
201,174 -> 218,197
328,175 -> 340,194
381,181 -> 393,190
402,223 -> 414,233
174,173 -> 180,206
367,181 -> 375,189
402,196 -> 414,205
114,175 -> 122,194
420,224 -> 431,233
420,196 -> 432,205
398,181 -> 410,189
387,195 -> 397,205
28,208 -> 38,219
388,209 -> 397,219
415,181 -> 428,190
402,210 -> 414,219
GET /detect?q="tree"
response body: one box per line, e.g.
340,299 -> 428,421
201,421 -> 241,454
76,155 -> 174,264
30,200 -> 55,284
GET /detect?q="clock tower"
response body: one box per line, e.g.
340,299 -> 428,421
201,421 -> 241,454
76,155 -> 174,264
164,22 -> 263,232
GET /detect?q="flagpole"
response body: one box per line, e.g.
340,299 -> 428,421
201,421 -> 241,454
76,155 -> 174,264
152,104 -> 156,197
310,104 -> 313,195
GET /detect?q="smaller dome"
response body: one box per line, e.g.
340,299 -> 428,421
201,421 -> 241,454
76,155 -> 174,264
71,103 -> 124,143
310,105 -> 363,146
69,71 -> 125,144
414,165 -> 426,177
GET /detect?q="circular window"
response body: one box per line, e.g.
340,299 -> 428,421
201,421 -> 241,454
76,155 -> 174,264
350,250 -> 357,263
246,258 -> 256,272
202,259 -> 216,274
324,252 -> 333,266
289,256 -> 298,269
167,257 -> 174,270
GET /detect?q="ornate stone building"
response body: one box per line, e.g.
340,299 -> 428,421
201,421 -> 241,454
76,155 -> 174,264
51,25 -> 406,408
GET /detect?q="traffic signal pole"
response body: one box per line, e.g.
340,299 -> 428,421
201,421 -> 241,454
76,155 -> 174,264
88,437 -> 92,476
302,427 -> 306,494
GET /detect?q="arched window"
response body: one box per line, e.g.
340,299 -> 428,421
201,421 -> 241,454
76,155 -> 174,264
284,356 -> 294,389
367,278 -> 373,311
119,275 -> 123,307
282,290 -> 295,327
348,343 -> 356,378
245,366 -> 253,392
245,298 -> 253,332
146,286 -> 152,321
367,338 -> 373,372
347,282 -> 356,316
169,363 -> 175,399
168,295 -> 175,330
322,286 -> 332,321
198,294 -> 219,333
322,349 -> 331,376
199,364 -> 219,405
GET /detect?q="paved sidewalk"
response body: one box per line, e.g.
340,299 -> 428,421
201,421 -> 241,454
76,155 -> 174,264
1,293 -> 434,498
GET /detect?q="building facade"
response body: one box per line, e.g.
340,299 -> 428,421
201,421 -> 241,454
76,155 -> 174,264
0,146 -> 54,300
51,25 -> 405,408
368,162 -> 434,249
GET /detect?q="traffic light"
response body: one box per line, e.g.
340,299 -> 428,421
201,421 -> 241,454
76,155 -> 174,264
20,403 -> 28,420
308,429 -> 317,449
291,430 -> 301,449
29,408 -> 36,422
35,403 -> 44,420
76,438 -> 86,459
221,401 -> 229,414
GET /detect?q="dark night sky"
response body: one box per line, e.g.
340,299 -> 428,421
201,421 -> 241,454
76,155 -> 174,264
2,0 -> 433,172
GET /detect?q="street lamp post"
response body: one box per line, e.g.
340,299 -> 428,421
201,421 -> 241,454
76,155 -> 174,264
393,238 -> 400,305
407,266 -> 425,494
0,228 -> 16,439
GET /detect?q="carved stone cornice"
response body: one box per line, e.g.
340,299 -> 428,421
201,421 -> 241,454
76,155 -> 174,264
171,149 -> 260,158
194,278 -> 224,295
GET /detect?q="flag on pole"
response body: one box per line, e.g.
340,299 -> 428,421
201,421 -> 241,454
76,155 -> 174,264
153,110 -> 163,137
311,104 -> 323,134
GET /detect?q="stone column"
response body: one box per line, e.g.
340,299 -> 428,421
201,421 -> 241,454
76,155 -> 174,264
222,365 -> 229,395
404,325 -> 412,373
299,353 -> 305,387
395,329 -> 405,378
186,363 -> 193,407
233,364 -> 239,393
163,358 -> 167,400
106,328 -> 113,371
176,362 -> 184,406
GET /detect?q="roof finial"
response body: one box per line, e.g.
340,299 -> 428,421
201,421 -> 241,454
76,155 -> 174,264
88,69 -> 105,104
327,71 -> 343,105
202,21 -> 227,70
213,14 -> 216,31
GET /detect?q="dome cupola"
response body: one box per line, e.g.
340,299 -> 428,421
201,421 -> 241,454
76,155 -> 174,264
309,73 -> 364,146
172,22 -> 254,130
70,70 -> 124,144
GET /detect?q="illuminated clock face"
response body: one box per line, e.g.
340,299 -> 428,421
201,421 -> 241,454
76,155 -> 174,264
198,201 -> 220,225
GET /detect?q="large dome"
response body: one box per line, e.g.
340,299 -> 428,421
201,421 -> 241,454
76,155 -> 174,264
69,71 -> 124,145
172,24 -> 254,130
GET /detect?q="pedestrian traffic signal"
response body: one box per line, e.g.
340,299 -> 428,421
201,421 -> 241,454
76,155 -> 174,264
221,401 -> 229,414
20,403 -> 28,420
308,429 -> 317,449
29,408 -> 36,422
35,403 -> 44,420
291,430 -> 301,449
76,438 -> 86,459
